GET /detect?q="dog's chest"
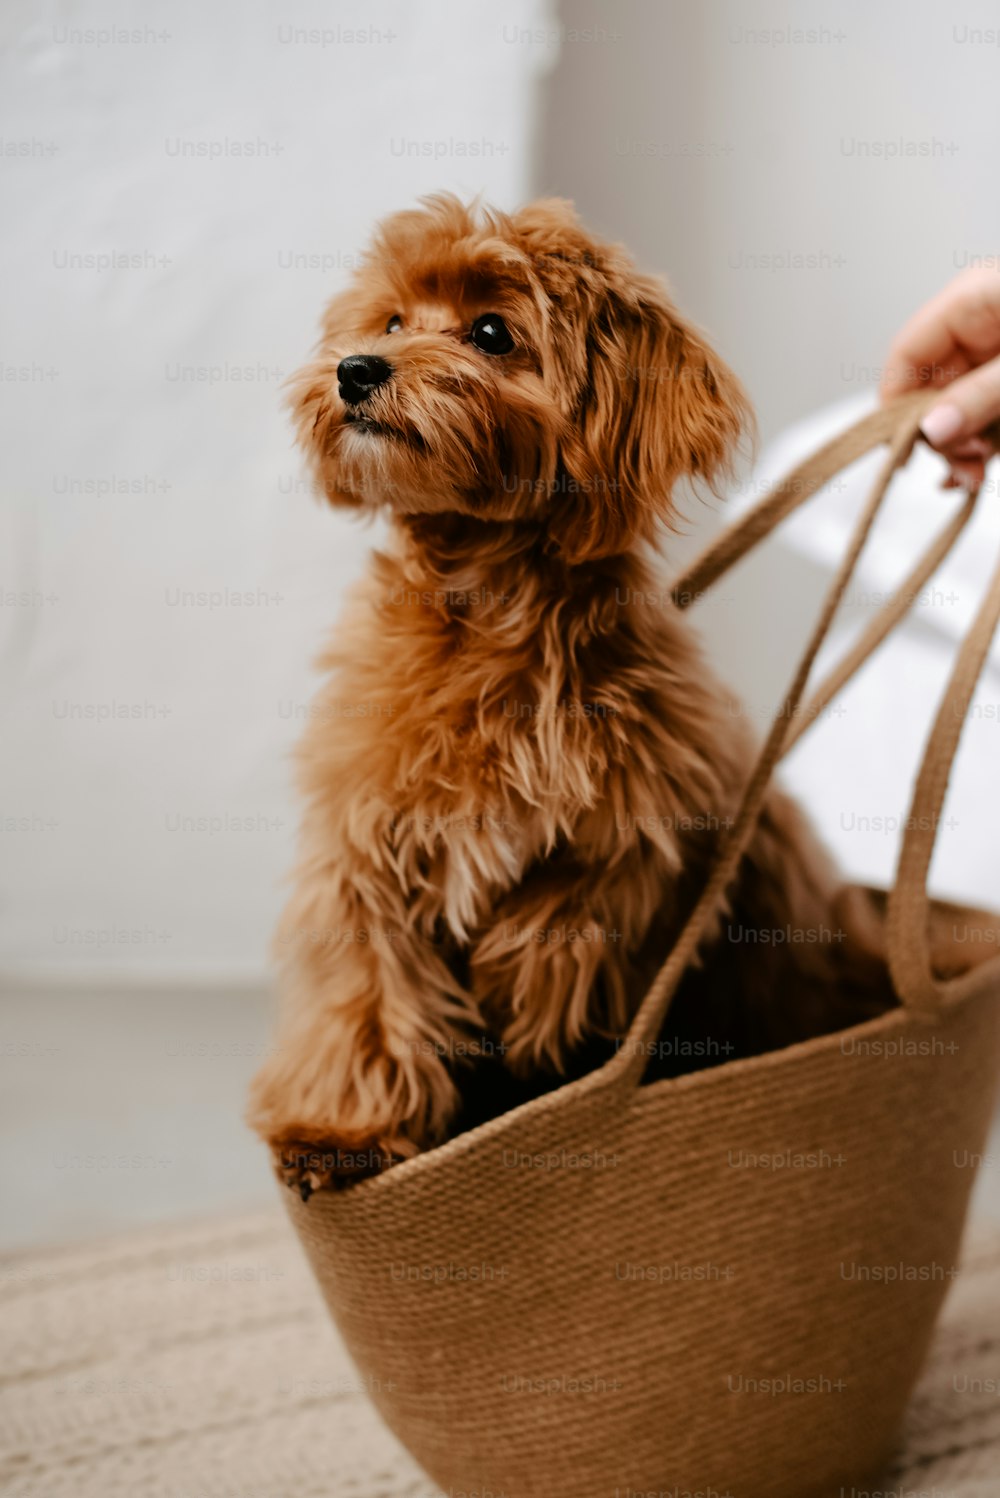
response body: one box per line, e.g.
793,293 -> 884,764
306,565 -> 642,923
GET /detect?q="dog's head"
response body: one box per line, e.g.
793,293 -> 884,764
293,195 -> 750,561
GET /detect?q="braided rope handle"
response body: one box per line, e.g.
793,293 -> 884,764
886,548 -> 1000,1015
603,389 -> 997,1094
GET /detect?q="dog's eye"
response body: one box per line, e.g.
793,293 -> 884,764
385,314 -> 403,334
470,314 -> 514,356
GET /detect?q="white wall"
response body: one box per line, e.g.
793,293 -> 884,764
539,0 -> 1000,441
5,0 -> 998,982
538,0 -> 1000,909
1,0 -> 554,981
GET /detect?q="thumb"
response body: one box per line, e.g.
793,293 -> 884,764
920,355 -> 1000,448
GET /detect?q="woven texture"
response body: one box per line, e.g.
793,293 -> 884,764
288,984 -> 1000,1498
1,1203 -> 999,1497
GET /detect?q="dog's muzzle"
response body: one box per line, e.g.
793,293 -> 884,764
337,354 -> 393,406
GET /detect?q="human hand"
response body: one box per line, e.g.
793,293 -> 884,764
880,266 -> 1000,489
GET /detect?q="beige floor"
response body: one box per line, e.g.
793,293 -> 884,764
2,980 -> 999,1252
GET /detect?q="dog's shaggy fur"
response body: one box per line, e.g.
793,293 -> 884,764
249,196 -> 890,1194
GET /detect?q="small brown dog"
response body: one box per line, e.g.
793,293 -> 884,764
249,195 -> 889,1195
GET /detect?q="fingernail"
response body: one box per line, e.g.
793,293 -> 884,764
920,402 -> 964,447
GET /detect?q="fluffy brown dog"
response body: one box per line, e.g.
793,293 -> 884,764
249,195 -> 889,1195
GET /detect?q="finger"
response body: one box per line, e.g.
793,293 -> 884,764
920,355 -> 1000,447
948,459 -> 986,491
881,326 -> 970,401
880,268 -> 1000,401
935,456 -> 986,491
949,436 -> 993,460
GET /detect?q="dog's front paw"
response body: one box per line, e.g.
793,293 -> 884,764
271,1126 -> 414,1199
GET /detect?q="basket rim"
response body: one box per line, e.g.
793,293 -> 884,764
321,919 -> 998,1205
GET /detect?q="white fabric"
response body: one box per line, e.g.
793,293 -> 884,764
741,397 -> 1000,909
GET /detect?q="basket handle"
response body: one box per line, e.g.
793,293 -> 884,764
605,389 -> 996,1095
885,547 -> 1000,1015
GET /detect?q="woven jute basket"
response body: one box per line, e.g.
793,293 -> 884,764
285,391 -> 1000,1498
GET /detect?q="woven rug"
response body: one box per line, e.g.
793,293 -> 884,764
2,1205 -> 998,1497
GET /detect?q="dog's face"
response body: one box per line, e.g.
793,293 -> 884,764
293,195 -> 750,560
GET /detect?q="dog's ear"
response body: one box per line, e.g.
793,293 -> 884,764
554,273 -> 752,561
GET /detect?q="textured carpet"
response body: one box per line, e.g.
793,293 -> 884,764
1,1206 -> 998,1497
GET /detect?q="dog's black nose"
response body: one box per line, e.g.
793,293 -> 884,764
337,354 -> 392,405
